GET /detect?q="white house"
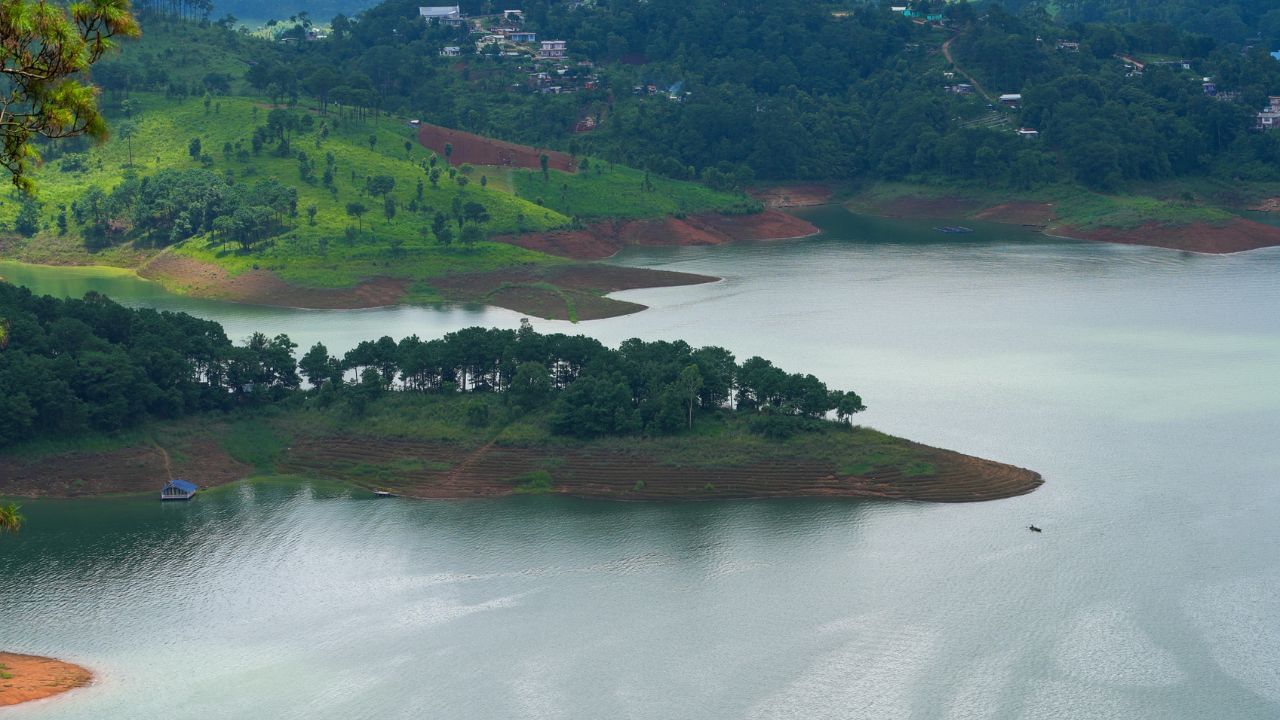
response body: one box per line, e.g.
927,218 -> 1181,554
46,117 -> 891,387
538,40 -> 567,60
420,6 -> 463,26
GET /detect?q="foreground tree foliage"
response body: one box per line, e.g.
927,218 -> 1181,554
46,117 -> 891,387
0,502 -> 22,533
0,0 -> 140,191
0,285 -> 865,447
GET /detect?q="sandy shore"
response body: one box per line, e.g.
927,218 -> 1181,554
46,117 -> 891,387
0,653 -> 92,708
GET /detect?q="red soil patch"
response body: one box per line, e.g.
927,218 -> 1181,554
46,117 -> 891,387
4,426 -> 1041,504
1058,219 -> 1280,254
140,254 -> 408,309
0,437 -> 250,498
874,195 -> 981,218
494,210 -> 820,260
417,123 -> 576,172
973,201 -> 1055,225
748,183 -> 836,209
0,653 -> 92,708
275,435 -> 1042,503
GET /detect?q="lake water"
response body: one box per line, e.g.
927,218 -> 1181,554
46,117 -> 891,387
3,207 -> 1279,718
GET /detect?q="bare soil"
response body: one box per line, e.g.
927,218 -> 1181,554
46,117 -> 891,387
274,435 -> 1043,503
494,210 -> 820,260
748,184 -> 836,208
416,123 -> 576,172
0,429 -> 1039,504
973,201 -> 1056,225
0,653 -> 92,708
1057,219 -> 1280,254
140,254 -> 409,309
0,437 -> 249,498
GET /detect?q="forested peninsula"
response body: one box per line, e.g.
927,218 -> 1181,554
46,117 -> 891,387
0,284 -> 1041,502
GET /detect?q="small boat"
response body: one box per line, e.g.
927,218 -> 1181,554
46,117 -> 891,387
373,490 -> 397,498
934,226 -> 974,234
1028,525 -> 1042,533
160,479 -> 198,501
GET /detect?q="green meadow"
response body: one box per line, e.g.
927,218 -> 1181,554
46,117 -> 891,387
512,162 -> 749,220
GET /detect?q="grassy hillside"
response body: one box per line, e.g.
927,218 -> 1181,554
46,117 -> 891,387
512,163 -> 752,220
3,93 -> 571,287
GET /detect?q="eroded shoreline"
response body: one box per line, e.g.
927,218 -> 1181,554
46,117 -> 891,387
850,192 -> 1280,254
0,429 -> 1042,504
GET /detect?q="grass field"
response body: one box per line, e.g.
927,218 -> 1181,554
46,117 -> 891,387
4,93 -> 571,288
512,162 -> 750,220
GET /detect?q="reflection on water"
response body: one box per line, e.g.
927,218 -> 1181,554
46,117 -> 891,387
3,208 -> 1280,718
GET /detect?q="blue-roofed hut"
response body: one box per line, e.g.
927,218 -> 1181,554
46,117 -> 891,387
160,479 -> 198,501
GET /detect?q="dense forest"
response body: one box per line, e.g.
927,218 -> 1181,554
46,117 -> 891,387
1001,0 -> 1280,46
194,0 -> 1280,191
0,284 -> 866,447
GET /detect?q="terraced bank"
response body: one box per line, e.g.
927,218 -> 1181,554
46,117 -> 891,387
1,412 -> 1042,504
275,434 -> 1041,503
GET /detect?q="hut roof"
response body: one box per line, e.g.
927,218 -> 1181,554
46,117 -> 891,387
166,479 -> 198,493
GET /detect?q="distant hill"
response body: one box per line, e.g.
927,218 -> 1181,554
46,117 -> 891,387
212,0 -> 378,23
1002,0 -> 1280,46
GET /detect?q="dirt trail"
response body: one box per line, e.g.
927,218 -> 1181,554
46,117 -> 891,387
942,35 -> 995,102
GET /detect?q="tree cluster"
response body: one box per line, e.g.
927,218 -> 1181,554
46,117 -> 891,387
71,169 -> 297,250
300,320 -> 866,438
0,284 -> 299,447
0,287 -> 867,448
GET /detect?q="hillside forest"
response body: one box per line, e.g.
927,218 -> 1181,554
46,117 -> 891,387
214,0 -> 1280,191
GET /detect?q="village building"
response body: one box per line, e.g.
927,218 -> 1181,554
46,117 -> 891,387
1016,127 -> 1040,138
538,40 -> 567,60
160,479 -> 198,501
1255,96 -> 1280,131
503,9 -> 523,22
1055,40 -> 1080,52
999,93 -> 1022,107
419,5 -> 464,26
440,45 -> 461,57
509,31 -> 537,43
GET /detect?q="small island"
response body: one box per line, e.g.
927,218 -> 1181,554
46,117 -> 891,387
0,653 -> 92,708
0,283 -> 1041,503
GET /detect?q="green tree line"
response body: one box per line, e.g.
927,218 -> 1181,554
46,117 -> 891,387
0,285 -> 865,447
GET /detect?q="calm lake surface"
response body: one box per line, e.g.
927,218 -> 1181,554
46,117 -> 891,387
3,207 -> 1279,718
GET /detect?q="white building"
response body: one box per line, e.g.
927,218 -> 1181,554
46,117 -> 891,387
420,6 -> 464,26
538,40 -> 567,60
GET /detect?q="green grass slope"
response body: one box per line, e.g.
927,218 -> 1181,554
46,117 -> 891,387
3,93 -> 571,289
512,163 -> 750,220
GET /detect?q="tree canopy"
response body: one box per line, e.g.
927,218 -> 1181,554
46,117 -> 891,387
0,0 -> 140,191
0,286 -> 866,448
